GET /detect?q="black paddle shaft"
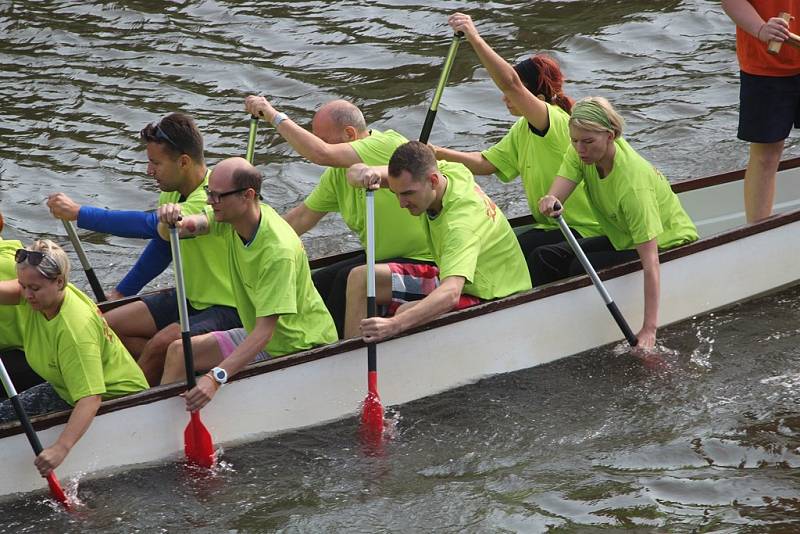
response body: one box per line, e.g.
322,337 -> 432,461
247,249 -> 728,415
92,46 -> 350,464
10,396 -> 45,455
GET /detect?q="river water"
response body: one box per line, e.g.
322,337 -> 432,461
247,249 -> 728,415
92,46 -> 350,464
1,0 -> 799,531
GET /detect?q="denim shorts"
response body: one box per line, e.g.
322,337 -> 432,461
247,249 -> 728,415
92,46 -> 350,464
141,289 -> 242,335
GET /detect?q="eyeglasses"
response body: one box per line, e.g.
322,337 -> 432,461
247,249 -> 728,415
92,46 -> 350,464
203,185 -> 250,204
15,249 -> 61,276
154,123 -> 181,152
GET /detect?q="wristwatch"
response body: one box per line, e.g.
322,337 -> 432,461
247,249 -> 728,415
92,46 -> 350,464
209,366 -> 228,386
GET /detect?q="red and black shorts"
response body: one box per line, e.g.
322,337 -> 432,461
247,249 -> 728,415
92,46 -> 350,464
385,262 -> 482,315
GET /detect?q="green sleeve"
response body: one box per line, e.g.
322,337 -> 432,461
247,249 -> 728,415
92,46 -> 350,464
254,257 -> 298,318
305,168 -> 342,213
57,340 -> 107,402
619,189 -> 663,246
437,224 -> 480,283
557,145 -> 585,184
481,120 -> 522,183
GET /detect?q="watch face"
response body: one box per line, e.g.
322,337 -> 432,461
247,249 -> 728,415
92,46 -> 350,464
213,368 -> 227,382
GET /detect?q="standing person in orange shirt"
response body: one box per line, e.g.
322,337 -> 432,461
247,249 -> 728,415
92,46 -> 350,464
722,0 -> 800,223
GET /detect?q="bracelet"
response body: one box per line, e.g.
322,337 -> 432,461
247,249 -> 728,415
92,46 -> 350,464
756,23 -> 766,41
203,372 -> 221,391
272,112 -> 288,128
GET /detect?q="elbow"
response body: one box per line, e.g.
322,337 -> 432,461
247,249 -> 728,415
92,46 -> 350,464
498,71 -> 525,95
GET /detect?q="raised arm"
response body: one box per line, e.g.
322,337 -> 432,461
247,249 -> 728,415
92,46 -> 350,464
244,96 -> 360,167
283,203 -> 327,236
429,144 -> 498,175
448,13 -> 550,132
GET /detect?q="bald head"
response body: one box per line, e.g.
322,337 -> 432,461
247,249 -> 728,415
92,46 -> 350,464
210,157 -> 263,200
312,99 -> 368,143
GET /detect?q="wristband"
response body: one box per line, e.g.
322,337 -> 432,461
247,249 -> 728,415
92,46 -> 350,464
203,372 -> 221,392
272,112 -> 288,128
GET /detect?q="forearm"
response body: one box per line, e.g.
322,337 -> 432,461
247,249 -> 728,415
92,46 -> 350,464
157,213 -> 209,241
392,279 -> 463,332
276,120 -> 360,167
547,177 -> 579,203
53,395 -> 101,452
637,242 -> 660,330
77,207 -> 160,239
721,0 -> 764,36
466,33 -> 518,93
434,147 -> 496,175
115,237 -> 171,296
0,280 -> 21,305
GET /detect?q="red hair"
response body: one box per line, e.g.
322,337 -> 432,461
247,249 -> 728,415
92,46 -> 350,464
526,54 -> 574,114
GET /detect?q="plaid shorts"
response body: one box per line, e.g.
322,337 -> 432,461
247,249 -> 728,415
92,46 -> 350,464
386,262 -> 482,315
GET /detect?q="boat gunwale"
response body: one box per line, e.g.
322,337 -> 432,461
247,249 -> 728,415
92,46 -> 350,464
1,157 -> 799,439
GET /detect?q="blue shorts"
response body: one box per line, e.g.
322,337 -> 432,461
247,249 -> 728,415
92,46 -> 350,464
738,71 -> 800,143
141,289 -> 242,335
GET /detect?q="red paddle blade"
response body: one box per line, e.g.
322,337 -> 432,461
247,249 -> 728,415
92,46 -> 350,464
46,472 -> 70,509
184,411 -> 215,468
360,378 -> 385,441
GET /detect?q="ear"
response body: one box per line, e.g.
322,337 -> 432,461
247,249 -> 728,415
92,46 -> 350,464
56,276 -> 66,291
343,126 -> 358,142
178,153 -> 192,168
429,172 -> 440,188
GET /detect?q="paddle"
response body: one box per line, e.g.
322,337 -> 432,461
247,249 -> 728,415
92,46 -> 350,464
552,202 -> 638,347
245,115 -> 258,164
62,221 -> 106,302
0,358 -> 70,508
360,189 -> 384,439
419,32 -> 463,144
168,225 -> 215,468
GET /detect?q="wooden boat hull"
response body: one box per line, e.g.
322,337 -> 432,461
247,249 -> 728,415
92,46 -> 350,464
1,160 -> 799,500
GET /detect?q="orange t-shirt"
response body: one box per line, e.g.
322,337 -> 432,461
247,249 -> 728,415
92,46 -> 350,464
736,0 -> 800,76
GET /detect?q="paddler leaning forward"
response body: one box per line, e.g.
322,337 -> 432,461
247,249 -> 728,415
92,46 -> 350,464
0,240 -> 148,477
344,141 -> 532,342
156,157 -> 337,411
536,97 -> 699,349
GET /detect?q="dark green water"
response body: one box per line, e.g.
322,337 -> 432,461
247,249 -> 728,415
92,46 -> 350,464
0,0 -> 798,531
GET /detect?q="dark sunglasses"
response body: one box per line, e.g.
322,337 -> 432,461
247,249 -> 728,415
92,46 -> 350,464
14,249 -> 61,276
203,185 -> 251,203
154,123 -> 181,151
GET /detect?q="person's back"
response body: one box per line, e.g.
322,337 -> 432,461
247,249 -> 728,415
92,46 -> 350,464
0,236 -> 24,350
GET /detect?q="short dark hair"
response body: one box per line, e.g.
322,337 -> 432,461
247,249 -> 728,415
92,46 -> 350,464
388,141 -> 437,182
232,166 -> 263,200
140,112 -> 204,163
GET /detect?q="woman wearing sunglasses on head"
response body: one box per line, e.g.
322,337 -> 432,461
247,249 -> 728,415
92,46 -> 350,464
0,240 -> 148,477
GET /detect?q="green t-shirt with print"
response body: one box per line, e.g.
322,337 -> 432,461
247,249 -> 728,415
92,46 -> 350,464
158,171 -> 235,310
304,129 -> 432,261
482,104 -> 602,237
423,161 -> 532,300
207,204 -> 337,356
558,138 -> 698,251
18,284 -> 148,405
0,238 -> 23,350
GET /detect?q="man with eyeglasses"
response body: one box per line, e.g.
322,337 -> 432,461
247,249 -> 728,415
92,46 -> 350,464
46,113 -> 241,385
156,157 -> 337,404
243,96 -> 433,338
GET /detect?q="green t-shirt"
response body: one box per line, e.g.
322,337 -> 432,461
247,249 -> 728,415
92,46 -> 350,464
0,238 -> 23,350
18,284 -> 148,405
481,105 -> 602,237
207,204 -> 338,356
158,171 -> 235,310
423,161 -> 532,300
558,138 -> 698,251
304,129 -> 432,261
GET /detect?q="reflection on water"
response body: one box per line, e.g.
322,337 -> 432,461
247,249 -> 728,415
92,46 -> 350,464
1,0 -> 799,531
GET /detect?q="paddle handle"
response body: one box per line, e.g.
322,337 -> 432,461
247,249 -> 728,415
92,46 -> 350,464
365,190 -> 377,374
62,220 -> 106,302
767,12 -> 793,54
419,32 -> 463,144
246,115 -> 258,164
552,203 -> 638,347
168,226 -> 196,388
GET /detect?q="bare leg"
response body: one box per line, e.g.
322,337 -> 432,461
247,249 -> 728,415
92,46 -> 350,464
343,264 -> 393,339
744,140 -> 784,223
104,301 -> 157,359
137,323 -> 181,386
160,333 -> 224,385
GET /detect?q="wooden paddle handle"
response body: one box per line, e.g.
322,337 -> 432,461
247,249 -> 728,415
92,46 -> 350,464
767,12 -> 793,55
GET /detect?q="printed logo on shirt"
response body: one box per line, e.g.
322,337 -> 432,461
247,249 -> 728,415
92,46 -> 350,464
473,185 -> 497,222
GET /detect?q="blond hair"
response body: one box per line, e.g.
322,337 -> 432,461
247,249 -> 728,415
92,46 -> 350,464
569,96 -> 625,138
18,239 -> 71,284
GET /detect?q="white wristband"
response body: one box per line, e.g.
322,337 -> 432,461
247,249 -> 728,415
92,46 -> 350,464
272,112 -> 288,128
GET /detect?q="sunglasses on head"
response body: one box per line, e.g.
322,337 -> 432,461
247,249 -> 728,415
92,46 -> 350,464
15,249 -> 61,276
141,120 -> 183,153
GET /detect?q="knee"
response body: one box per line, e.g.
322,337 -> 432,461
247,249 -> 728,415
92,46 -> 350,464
147,324 -> 181,352
749,142 -> 784,169
346,265 -> 367,298
164,339 -> 184,366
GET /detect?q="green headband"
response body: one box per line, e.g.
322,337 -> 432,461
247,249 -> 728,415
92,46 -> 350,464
570,100 -> 615,132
